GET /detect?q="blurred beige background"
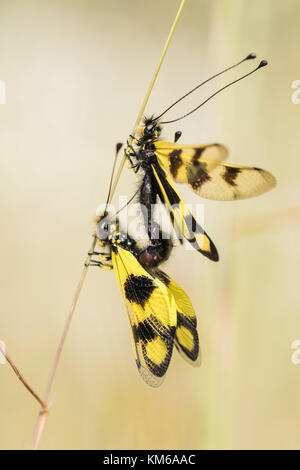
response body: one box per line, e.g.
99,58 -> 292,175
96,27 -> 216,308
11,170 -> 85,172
0,0 -> 300,450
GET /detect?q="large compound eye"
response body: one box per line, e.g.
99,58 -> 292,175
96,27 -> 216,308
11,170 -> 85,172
97,218 -> 110,240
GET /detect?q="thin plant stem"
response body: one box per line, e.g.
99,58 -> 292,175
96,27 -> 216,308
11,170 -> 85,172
0,344 -> 48,412
108,0 -> 187,204
30,236 -> 97,450
29,0 -> 187,450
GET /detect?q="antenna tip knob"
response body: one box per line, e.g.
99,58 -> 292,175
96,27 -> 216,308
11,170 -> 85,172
116,142 -> 123,152
258,59 -> 268,68
245,53 -> 256,60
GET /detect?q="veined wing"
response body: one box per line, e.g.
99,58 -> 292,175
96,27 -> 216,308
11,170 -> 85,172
155,142 -> 276,201
112,246 -> 177,387
181,160 -> 277,201
155,140 -> 228,184
157,270 -> 200,366
151,164 -> 219,261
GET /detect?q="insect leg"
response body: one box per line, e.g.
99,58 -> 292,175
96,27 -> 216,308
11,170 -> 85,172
85,259 -> 113,270
129,135 -> 141,146
88,251 -> 112,261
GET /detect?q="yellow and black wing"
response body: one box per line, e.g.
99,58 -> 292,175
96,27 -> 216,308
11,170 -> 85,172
151,163 -> 219,261
111,246 -> 177,387
155,141 -> 276,201
157,270 -> 200,366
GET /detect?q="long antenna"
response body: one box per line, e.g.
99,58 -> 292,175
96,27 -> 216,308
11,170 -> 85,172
107,0 -> 187,204
154,53 -> 256,121
161,60 -> 268,124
